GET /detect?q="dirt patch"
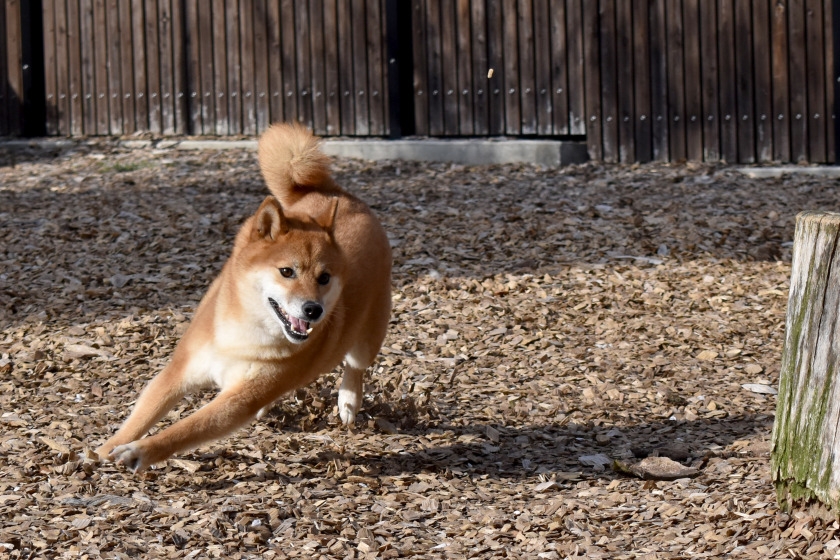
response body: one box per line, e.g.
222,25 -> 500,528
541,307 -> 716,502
1,142 -> 838,558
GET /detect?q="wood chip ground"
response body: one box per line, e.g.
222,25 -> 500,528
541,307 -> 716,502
1,142 -> 838,558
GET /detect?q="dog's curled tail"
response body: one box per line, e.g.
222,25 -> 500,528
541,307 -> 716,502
257,123 -> 341,206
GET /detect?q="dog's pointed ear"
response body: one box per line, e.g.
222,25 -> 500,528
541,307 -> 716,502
316,197 -> 339,233
253,196 -> 288,240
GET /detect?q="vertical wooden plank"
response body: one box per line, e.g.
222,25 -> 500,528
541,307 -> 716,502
582,0 -> 602,159
753,0 -> 773,161
293,0 -> 311,126
683,0 -> 703,161
425,0 -> 443,135
42,1 -> 59,135
566,0 -> 585,135
772,0 -> 791,162
533,0 -> 552,135
171,0 -> 187,133
226,0 -> 242,133
734,0 -> 755,162
352,0 -> 370,134
699,0 -> 719,161
93,0 -> 110,134
198,0 -> 215,132
185,0 -> 202,133
666,0 -> 686,161
632,0 -> 652,162
649,0 -> 669,160
599,0 -> 618,162
106,0 -> 123,134
789,0 -> 808,161
824,0 -> 834,162
366,0 -> 385,135
502,0 -> 520,134
456,0 -> 474,135
615,0 -> 634,161
67,0 -> 84,135
118,0 -> 136,134
322,0 -> 340,134
253,0 -> 270,132
54,0 -> 71,135
267,0 -> 283,126
806,0 -> 827,162
379,0 -> 389,136
0,0 -> 7,136
145,0 -> 162,133
240,0 -> 257,135
410,0 -> 427,135
278,0 -> 295,124
470,0 -> 489,135
717,0 -> 738,162
486,0 -> 505,134
439,0 -> 458,134
517,0 -> 536,135
212,0 -> 229,133
80,0 -> 97,134
131,0 -> 148,132
549,0 -> 568,135
307,0 -> 326,134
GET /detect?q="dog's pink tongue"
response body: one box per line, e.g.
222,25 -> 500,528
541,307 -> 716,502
290,317 -> 309,333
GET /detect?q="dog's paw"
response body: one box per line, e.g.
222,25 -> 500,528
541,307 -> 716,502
109,442 -> 150,473
337,388 -> 361,426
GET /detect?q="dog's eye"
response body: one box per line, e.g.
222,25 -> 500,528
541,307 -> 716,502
317,272 -> 331,286
279,267 -> 295,278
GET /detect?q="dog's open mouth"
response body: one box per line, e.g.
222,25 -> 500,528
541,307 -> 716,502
268,298 -> 312,341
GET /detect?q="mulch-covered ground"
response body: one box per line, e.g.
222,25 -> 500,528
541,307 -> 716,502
1,140 -> 839,559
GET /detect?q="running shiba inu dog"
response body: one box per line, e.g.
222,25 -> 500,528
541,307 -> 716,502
96,123 -> 392,472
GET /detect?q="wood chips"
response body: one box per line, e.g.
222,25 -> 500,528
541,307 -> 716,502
0,141 -> 838,558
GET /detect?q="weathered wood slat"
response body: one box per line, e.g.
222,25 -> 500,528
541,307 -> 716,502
118,0 -> 136,135
772,211 -> 840,515
130,0 -> 148,132
106,0 -> 123,135
533,0 -> 552,136
806,0 -> 827,162
54,0 -> 71,135
93,0 -> 110,134
699,0 -> 719,161
581,0 -> 601,159
251,0 -> 269,133
666,0 -> 686,161
308,0 -> 326,134
366,0 -> 386,135
730,0 -> 761,163
649,0 -> 668,161
67,0 -> 84,135
470,0 -> 489,135
485,0 -> 505,135
752,0 -> 772,161
565,0 -> 585,135
352,0 -> 370,135
502,0 -> 520,134
456,0 -> 474,135
42,1 -> 58,136
145,0 -> 163,134
772,0 -> 790,162
598,0 -> 618,162
0,0 -> 10,137
683,0 -> 703,161
240,0 -> 257,135
279,0 -> 296,125
184,0 -> 202,134
322,0 -> 340,135
719,0 -> 738,161
337,0 -> 356,133
439,0 -> 458,135
517,0 -> 537,135
226,0 -> 243,133
266,0 -> 284,127
788,0 -> 808,161
632,0 -> 651,161
824,0 -> 835,162
615,0 -> 634,162
549,0 -> 568,136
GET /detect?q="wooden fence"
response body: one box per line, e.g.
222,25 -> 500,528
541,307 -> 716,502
2,0 -> 839,163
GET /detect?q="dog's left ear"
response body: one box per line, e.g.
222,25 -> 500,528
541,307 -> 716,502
315,197 -> 339,233
253,196 -> 288,241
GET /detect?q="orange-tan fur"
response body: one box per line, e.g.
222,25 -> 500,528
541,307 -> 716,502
96,123 -> 392,472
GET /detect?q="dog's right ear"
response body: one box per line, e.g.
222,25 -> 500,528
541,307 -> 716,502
252,196 -> 288,241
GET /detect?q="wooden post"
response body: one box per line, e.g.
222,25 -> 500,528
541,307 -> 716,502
772,211 -> 840,514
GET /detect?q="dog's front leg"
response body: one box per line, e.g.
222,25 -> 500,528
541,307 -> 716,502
107,381 -> 271,472
96,358 -> 190,460
338,365 -> 364,425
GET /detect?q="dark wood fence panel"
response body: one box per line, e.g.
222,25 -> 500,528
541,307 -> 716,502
32,0 -> 390,137
3,0 -> 840,164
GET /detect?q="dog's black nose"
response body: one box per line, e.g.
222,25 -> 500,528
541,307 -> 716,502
302,302 -> 323,320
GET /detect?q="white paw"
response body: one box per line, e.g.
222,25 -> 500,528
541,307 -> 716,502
337,388 -> 361,426
109,442 -> 150,473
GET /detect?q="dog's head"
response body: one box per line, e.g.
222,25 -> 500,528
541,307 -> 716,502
239,196 -> 343,344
